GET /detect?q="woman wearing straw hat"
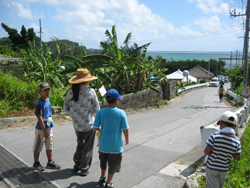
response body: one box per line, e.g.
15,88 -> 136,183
63,68 -> 100,176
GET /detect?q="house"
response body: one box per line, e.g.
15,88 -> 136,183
166,69 -> 197,84
188,65 -> 214,82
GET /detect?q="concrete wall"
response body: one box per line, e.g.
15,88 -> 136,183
99,86 -> 163,109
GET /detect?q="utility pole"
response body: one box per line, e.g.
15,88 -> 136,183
230,51 -> 233,69
230,0 -> 250,97
38,19 -> 43,47
236,50 -> 238,67
243,0 -> 250,97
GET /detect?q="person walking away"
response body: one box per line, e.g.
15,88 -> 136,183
63,68 -> 100,176
94,88 -> 129,188
33,82 -> 61,171
218,84 -> 225,102
204,111 -> 241,188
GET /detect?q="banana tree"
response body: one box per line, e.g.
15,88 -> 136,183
61,25 -> 166,97
19,40 -> 65,88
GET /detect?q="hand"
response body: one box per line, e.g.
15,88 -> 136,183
125,138 -> 129,145
43,130 -> 49,138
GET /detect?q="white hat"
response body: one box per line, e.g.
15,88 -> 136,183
219,111 -> 237,126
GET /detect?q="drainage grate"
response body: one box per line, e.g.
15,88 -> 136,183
0,145 -> 58,188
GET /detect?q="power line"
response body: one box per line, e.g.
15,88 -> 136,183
137,24 -> 243,45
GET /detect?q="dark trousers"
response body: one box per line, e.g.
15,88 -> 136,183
73,129 -> 96,172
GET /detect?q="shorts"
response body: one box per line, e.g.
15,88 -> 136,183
33,128 -> 54,153
99,151 -> 122,174
219,94 -> 223,99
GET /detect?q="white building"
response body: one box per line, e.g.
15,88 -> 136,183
166,69 -> 197,83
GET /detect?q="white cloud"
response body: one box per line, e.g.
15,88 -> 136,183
11,2 -> 33,19
49,0 -> 175,46
28,23 -> 39,31
194,15 -> 221,30
189,0 -> 229,14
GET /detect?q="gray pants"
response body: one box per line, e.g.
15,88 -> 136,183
206,167 -> 227,188
73,129 -> 96,173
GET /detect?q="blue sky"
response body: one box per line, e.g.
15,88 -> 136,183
0,0 -> 246,52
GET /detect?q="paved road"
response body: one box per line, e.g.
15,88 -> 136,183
0,83 -> 232,188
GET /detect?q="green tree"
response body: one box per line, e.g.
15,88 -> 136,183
160,59 -> 225,76
1,23 -> 38,50
225,66 -> 244,91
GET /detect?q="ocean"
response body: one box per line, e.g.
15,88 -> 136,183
146,51 -> 244,69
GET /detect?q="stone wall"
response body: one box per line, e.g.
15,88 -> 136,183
166,80 -> 176,100
162,80 -> 176,100
99,86 -> 163,109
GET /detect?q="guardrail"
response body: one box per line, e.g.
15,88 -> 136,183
227,89 -> 248,105
200,95 -> 249,147
177,83 -> 208,94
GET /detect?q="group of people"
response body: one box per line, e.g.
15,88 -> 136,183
32,68 -> 129,188
32,67 -> 242,188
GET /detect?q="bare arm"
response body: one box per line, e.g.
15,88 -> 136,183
233,154 -> 241,161
37,114 -> 49,138
93,127 -> 100,131
204,145 -> 212,155
123,129 -> 129,145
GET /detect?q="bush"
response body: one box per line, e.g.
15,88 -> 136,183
0,45 -> 22,57
49,87 -> 69,107
0,72 -> 39,117
0,100 -> 10,117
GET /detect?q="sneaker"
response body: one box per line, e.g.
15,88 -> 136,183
105,182 -> 114,188
98,176 -> 106,184
33,162 -> 45,171
80,170 -> 89,176
46,160 -> 61,170
73,164 -> 80,171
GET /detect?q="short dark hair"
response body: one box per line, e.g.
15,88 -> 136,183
221,120 -> 235,127
106,99 -> 116,104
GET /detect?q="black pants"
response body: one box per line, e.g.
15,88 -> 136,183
73,129 -> 96,172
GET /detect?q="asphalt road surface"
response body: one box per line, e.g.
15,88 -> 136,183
0,83 -> 233,188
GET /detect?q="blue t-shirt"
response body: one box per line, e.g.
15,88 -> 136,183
35,98 -> 54,130
93,107 -> 129,153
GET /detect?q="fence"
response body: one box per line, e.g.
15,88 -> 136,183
177,83 -> 208,95
200,94 -> 249,147
227,89 -> 248,105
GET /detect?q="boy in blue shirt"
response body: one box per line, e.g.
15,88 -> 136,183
33,82 -> 60,171
94,89 -> 129,188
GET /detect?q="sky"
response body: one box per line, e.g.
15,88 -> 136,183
0,0 -> 247,52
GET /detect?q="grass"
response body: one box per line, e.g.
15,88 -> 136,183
197,122 -> 250,188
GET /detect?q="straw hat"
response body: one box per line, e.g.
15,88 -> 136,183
69,68 -> 97,84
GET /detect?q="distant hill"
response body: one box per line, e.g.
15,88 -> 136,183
45,39 -> 102,59
0,37 -> 102,58
0,37 -> 12,46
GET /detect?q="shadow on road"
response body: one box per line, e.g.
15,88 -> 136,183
180,155 -> 206,177
67,181 -> 105,188
183,105 -> 230,109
